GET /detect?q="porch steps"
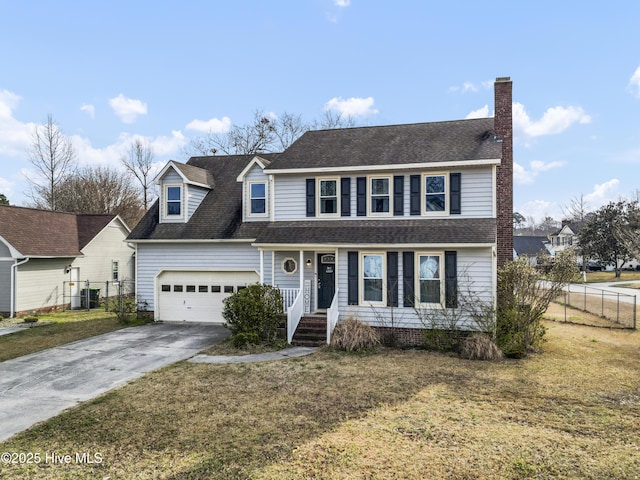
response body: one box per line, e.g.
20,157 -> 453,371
291,315 -> 327,347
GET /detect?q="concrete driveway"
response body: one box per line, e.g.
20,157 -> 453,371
0,322 -> 229,442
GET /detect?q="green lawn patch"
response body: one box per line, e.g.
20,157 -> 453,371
1,321 -> 638,479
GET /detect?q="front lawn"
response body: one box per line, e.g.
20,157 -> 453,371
1,321 -> 638,479
0,310 -> 146,362
583,270 -> 640,283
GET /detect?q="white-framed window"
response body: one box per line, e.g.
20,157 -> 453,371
423,174 -> 447,214
416,253 -> 443,306
249,181 -> 267,216
112,261 -> 119,281
282,257 -> 298,275
164,184 -> 183,218
361,252 -> 385,306
318,178 -> 339,216
369,176 -> 391,215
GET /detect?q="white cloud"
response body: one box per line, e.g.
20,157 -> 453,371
324,96 -> 378,118
628,65 -> 640,98
109,94 -> 147,124
0,89 -> 35,156
334,0 -> 350,6
449,80 -> 492,93
513,160 -> 565,185
513,102 -> 591,138
185,116 -> 232,133
517,199 -> 562,223
584,179 -> 620,206
465,105 -> 489,119
0,176 -> 14,198
80,103 -> 95,119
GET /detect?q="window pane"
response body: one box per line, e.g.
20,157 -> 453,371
167,201 -> 181,215
371,178 -> 389,195
420,280 -> 441,303
426,176 -> 445,194
425,194 -> 445,212
224,286 -> 234,293
173,285 -> 183,292
161,284 -> 171,292
167,186 -> 181,201
372,197 -> 389,213
320,198 -> 337,214
211,285 -> 221,293
363,255 -> 383,278
419,256 -> 440,280
251,183 -> 265,198
198,285 -> 208,293
320,180 -> 337,197
364,279 -> 383,302
251,199 -> 266,214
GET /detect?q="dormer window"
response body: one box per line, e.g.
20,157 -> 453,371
165,184 -> 182,218
249,181 -> 267,215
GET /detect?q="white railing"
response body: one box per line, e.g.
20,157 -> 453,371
287,289 -> 304,344
279,288 -> 301,312
326,288 -> 340,345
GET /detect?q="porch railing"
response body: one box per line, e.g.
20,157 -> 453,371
279,288 -> 300,312
326,288 -> 340,344
287,289 -> 304,344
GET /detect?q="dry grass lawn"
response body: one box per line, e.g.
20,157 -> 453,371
1,321 -> 638,479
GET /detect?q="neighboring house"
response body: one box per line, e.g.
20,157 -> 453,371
128,77 -> 513,345
513,236 -> 553,265
0,205 -> 134,317
549,223 -> 579,253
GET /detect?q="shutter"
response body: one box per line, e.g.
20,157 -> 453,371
306,179 -> 316,217
341,177 -> 351,217
348,251 -> 359,305
387,252 -> 398,307
356,177 -> 366,216
393,175 -> 404,216
450,172 -> 461,215
445,251 -> 458,308
403,251 -> 415,307
409,175 -> 421,215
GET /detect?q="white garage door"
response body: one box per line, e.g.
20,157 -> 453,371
157,271 -> 259,323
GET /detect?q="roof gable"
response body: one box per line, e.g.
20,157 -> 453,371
266,117 -> 501,172
155,161 -> 214,188
0,206 -> 119,257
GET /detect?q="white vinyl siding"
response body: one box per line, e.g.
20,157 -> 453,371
136,242 -> 260,312
337,247 -> 494,330
187,185 -> 209,219
15,258 -> 75,312
273,167 -> 494,220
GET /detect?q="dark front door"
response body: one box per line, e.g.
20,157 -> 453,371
317,254 -> 336,309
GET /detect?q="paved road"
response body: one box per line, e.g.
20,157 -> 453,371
0,322 -> 229,442
565,280 -> 640,305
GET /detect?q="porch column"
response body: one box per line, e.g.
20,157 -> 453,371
259,249 -> 264,284
299,250 -> 304,290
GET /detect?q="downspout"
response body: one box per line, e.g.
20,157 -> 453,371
10,257 -> 30,318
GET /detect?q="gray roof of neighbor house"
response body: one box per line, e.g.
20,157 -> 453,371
513,236 -> 550,256
0,205 -> 118,257
128,154 -> 279,241
254,219 -> 496,246
265,117 -> 500,171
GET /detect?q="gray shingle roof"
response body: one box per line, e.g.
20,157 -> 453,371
128,154 -> 278,241
266,118 -> 500,171
255,219 -> 496,246
172,162 -> 214,187
513,236 -> 550,256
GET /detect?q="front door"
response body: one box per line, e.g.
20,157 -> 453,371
317,254 -> 336,309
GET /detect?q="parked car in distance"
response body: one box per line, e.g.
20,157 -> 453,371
583,262 -> 605,272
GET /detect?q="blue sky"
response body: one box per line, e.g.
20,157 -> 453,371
1,1 -> 639,223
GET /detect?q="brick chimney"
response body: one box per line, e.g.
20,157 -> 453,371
494,77 -> 513,267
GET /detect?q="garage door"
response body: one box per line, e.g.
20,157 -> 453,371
157,271 -> 259,323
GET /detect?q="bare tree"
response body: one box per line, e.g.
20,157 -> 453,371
25,114 -> 77,210
562,194 -> 590,223
55,166 -> 144,227
311,110 -> 357,130
121,138 -> 155,211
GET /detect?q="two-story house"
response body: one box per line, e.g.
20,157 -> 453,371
127,77 -> 513,345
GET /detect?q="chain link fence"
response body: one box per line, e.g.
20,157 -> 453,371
62,280 -> 135,312
553,284 -> 637,329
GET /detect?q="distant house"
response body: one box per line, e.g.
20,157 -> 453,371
549,223 -> 579,253
513,236 -> 553,265
128,77 -> 514,346
0,205 -> 134,317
